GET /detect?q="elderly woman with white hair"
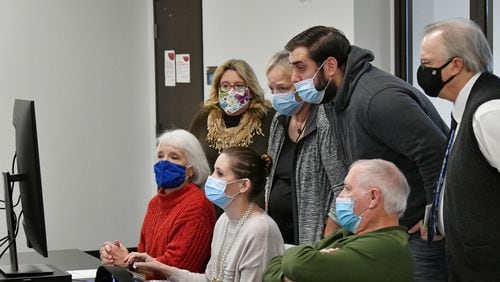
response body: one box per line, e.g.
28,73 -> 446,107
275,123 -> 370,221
99,129 -> 216,280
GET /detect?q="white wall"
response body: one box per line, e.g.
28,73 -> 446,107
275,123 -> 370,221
201,0 -> 397,100
354,0 -> 393,74
0,1 -> 156,252
202,0 -> 355,100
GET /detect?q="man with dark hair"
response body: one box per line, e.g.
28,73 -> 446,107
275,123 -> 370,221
284,25 -> 449,281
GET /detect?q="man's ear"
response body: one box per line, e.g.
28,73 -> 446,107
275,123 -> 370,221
324,56 -> 338,77
368,188 -> 381,209
450,57 -> 464,76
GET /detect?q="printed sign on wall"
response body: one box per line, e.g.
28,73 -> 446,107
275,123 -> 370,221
176,54 -> 190,83
164,50 -> 176,87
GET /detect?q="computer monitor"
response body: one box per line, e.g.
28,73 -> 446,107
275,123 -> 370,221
1,99 -> 52,276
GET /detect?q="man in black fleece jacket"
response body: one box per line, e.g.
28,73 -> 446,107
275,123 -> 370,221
285,26 -> 449,282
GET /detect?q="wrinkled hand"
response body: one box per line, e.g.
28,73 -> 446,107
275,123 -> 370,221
319,247 -> 340,254
408,220 -> 443,241
100,240 -> 129,267
100,241 -> 114,265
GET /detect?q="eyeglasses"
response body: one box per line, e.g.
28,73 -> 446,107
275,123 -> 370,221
219,82 -> 247,92
332,182 -> 345,190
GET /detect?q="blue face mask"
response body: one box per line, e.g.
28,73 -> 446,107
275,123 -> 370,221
335,193 -> 369,233
154,160 -> 187,189
204,176 -> 241,209
271,92 -> 303,116
294,60 -> 330,104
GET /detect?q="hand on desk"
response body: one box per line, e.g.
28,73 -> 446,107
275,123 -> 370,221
100,240 -> 129,267
124,252 -> 170,278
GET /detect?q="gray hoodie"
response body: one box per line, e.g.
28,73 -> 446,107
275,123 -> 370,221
331,46 -> 449,227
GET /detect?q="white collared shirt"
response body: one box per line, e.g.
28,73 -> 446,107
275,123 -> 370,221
438,73 -> 500,235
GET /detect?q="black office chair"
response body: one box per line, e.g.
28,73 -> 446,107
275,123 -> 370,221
95,265 -> 134,282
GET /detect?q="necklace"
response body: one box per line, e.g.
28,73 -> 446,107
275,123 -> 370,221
212,202 -> 255,282
293,112 -> 309,143
295,125 -> 305,143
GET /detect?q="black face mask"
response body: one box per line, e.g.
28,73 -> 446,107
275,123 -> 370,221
417,58 -> 456,97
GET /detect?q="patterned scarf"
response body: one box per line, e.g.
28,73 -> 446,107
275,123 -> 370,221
206,107 -> 263,152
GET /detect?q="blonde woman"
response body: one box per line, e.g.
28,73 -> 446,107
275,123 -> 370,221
190,59 -> 274,211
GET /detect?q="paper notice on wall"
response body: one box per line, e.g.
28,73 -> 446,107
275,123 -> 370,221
175,54 -> 190,83
164,50 -> 176,87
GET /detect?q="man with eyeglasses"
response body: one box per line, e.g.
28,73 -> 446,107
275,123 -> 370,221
264,159 -> 414,282
418,18 -> 500,281
283,25 -> 449,281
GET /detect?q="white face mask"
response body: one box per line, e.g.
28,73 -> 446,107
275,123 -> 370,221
294,60 -> 330,104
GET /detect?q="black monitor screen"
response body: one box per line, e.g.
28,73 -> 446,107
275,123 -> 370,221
0,99 -> 58,277
12,99 -> 48,257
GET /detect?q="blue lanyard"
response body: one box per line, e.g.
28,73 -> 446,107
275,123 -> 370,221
430,124 -> 456,235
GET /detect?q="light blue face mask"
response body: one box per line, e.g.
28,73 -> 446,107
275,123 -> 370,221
271,92 -> 303,116
335,192 -> 369,233
204,176 -> 241,209
294,60 -> 330,104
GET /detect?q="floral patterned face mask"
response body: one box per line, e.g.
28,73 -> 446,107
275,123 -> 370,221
218,88 -> 251,114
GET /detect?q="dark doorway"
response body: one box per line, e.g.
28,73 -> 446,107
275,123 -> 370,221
154,0 -> 204,134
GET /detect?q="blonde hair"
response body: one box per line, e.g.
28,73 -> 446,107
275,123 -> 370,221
266,50 -> 292,77
204,59 -> 271,118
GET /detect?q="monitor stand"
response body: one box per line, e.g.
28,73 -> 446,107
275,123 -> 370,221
0,264 -> 71,281
0,263 -> 53,276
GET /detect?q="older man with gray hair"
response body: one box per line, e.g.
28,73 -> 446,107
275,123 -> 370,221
264,159 -> 414,282
418,18 -> 500,281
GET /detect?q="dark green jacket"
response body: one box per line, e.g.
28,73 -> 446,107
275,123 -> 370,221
263,226 -> 414,282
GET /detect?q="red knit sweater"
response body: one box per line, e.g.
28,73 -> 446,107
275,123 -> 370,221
138,182 -> 216,280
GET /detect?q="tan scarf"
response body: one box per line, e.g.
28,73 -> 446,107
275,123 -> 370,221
206,107 -> 263,152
